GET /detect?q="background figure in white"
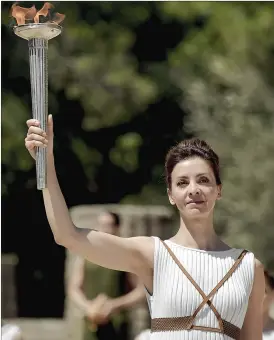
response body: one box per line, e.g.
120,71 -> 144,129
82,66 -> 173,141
134,329 -> 150,340
1,324 -> 23,340
263,270 -> 274,340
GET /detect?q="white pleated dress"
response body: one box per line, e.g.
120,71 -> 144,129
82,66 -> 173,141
145,237 -> 255,340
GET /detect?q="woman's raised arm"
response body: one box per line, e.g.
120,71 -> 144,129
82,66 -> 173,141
25,117 -> 154,277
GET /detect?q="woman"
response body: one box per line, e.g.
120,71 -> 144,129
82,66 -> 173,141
24,115 -> 265,340
263,270 -> 274,339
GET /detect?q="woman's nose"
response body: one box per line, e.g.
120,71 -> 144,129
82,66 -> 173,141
188,182 -> 201,196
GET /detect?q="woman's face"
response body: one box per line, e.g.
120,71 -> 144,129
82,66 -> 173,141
168,157 -> 221,218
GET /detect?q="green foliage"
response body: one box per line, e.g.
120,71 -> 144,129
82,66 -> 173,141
48,3 -> 158,131
110,132 -> 142,173
121,183 -> 168,206
2,92 -> 34,193
162,2 -> 274,67
71,139 -> 102,190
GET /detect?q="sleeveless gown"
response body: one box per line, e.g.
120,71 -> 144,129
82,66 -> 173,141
145,237 -> 255,340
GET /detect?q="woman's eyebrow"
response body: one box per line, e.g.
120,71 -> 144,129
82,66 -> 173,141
176,173 -> 210,179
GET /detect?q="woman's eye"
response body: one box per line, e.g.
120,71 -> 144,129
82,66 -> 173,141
199,177 -> 209,183
177,181 -> 187,186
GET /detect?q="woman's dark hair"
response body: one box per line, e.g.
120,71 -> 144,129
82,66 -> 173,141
264,270 -> 274,291
107,211 -> 120,227
165,138 -> 221,188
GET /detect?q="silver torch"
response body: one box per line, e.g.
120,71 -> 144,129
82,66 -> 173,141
12,2 -> 65,190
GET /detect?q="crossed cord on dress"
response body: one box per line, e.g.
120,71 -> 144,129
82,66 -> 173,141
150,240 -> 248,340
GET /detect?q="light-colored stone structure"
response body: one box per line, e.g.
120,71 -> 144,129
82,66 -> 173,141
64,204 -> 175,340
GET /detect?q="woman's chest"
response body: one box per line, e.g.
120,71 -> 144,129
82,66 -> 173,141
152,252 -> 250,319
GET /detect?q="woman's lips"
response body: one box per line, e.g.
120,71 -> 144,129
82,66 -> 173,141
187,201 -> 205,205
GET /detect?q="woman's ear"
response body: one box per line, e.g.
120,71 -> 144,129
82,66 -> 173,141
217,185 -> 222,200
167,188 -> 176,205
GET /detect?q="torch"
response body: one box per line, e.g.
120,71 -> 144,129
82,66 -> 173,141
11,2 -> 65,190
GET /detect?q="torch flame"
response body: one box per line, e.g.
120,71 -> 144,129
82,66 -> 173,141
34,2 -> 53,23
11,3 -> 37,25
11,2 -> 65,26
51,13 -> 66,25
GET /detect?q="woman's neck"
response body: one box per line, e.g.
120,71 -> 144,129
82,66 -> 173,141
172,215 -> 228,251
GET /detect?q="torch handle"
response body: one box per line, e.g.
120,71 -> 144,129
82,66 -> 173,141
29,38 -> 48,190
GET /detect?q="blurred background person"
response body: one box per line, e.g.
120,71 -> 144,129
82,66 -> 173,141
263,270 -> 274,340
68,211 -> 145,340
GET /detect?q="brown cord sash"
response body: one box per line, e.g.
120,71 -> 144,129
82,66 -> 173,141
151,317 -> 241,339
150,240 -> 247,340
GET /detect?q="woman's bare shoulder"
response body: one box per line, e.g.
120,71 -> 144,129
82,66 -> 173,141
131,236 -> 155,256
129,236 -> 155,273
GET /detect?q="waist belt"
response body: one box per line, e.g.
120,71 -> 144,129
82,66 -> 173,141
151,316 -> 240,339
150,240 -> 247,340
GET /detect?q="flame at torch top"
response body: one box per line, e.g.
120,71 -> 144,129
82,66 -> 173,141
11,2 -> 65,41
11,2 -> 65,26
34,2 -> 53,23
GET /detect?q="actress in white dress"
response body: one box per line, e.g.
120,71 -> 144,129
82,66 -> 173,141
24,118 -> 265,340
